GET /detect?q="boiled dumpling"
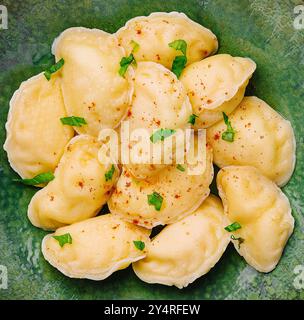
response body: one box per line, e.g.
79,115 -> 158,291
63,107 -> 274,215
133,195 -> 230,288
116,12 -> 218,69
217,166 -> 294,272
123,61 -> 193,179
207,96 -> 296,186
28,135 -> 119,230
42,214 -> 150,280
108,139 -> 214,228
52,27 -> 134,136
4,73 -> 74,179
180,54 -> 256,128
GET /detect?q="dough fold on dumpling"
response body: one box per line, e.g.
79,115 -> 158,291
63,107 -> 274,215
133,195 -> 230,289
28,135 -> 119,230
42,214 -> 150,280
52,27 -> 134,136
123,61 -> 193,179
116,12 -> 218,69
180,54 -> 256,128
108,141 -> 214,228
207,96 -> 296,186
4,73 -> 74,179
217,166 -> 294,273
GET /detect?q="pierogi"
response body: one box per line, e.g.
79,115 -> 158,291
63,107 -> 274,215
28,135 -> 119,230
117,12 -> 218,69
180,54 -> 256,128
42,214 -> 150,280
207,96 -> 296,186
133,195 -> 230,288
4,73 -> 74,179
217,166 -> 294,272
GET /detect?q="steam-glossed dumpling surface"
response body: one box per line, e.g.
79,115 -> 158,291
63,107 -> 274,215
108,142 -> 214,228
180,54 -> 256,128
117,12 -> 218,69
4,74 -> 74,179
28,135 -> 119,230
133,195 -> 230,288
207,96 -> 296,186
53,27 -> 133,136
217,166 -> 294,272
42,214 -> 150,280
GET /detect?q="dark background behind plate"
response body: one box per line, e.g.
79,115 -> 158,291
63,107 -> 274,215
0,0 -> 304,300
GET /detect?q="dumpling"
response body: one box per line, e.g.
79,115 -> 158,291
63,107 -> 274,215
217,166 -> 294,273
116,12 -> 218,69
4,73 -> 74,179
207,96 -> 296,186
133,195 -> 230,288
180,54 -> 256,128
42,214 -> 150,280
108,140 -> 214,228
28,135 -> 119,230
123,61 -> 193,179
52,27 -> 134,136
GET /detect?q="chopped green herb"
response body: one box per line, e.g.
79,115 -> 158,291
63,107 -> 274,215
171,55 -> 187,78
150,128 -> 176,143
44,58 -> 64,80
169,39 -> 187,56
231,235 -> 244,249
13,172 -> 55,186
188,114 -> 198,125
176,164 -> 185,172
147,192 -> 163,211
169,39 -> 188,78
52,233 -> 72,247
222,112 -> 236,142
225,222 -> 242,232
130,40 -> 140,53
60,116 -> 87,127
105,165 -> 115,182
119,53 -> 135,77
133,240 -> 145,251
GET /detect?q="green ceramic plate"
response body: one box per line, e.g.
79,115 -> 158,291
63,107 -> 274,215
0,0 -> 304,300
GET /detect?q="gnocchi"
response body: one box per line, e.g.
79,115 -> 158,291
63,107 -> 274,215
217,166 -> 294,272
28,135 -> 119,230
42,214 -> 150,280
108,140 -> 214,228
4,73 -> 74,179
133,195 -> 230,288
53,27 -> 134,136
116,12 -> 218,69
207,96 -> 296,186
180,54 -> 256,128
